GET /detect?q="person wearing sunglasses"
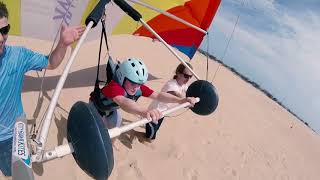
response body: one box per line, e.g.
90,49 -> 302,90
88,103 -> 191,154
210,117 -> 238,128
90,58 -> 197,147
0,2 -> 85,177
146,62 -> 193,141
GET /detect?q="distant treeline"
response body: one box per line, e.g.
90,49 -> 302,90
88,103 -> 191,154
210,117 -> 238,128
198,49 -> 316,133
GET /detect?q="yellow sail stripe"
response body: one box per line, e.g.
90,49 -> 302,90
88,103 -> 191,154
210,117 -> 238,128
6,0 -> 21,36
112,0 -> 187,34
79,0 -> 99,26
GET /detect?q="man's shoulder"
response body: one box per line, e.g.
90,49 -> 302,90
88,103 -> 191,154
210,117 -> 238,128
5,45 -> 26,51
4,45 -> 31,56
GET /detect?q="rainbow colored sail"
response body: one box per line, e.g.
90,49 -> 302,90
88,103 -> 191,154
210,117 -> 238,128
107,0 -> 221,59
6,0 -> 221,59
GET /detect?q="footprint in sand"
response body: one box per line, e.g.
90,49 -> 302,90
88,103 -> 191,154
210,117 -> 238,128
117,160 -> 146,180
129,160 -> 146,180
167,145 -> 184,160
201,139 -> 212,146
142,141 -> 156,150
183,168 -> 199,180
222,166 -> 238,178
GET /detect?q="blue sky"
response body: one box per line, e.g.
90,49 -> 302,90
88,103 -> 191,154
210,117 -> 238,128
200,0 -> 320,133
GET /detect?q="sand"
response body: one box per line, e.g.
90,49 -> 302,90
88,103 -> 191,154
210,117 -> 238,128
1,35 -> 319,180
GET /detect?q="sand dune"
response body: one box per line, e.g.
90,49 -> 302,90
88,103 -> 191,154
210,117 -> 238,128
1,35 -> 320,180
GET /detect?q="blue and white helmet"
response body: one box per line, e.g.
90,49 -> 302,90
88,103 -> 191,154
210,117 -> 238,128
116,58 -> 148,85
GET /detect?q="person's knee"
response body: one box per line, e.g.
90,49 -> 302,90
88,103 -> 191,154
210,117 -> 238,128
115,111 -> 122,127
102,110 -> 122,129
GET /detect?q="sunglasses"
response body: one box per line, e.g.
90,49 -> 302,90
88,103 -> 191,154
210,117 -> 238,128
0,24 -> 10,35
183,73 -> 193,79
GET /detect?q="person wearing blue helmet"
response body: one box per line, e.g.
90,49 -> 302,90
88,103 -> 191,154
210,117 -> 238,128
93,57 -> 197,131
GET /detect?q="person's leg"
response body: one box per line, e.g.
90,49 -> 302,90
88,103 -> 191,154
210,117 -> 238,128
0,137 -> 13,177
113,109 -> 122,128
145,117 -> 164,140
102,109 -> 122,129
102,109 -> 122,150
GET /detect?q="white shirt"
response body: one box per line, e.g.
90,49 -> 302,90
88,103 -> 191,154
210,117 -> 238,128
148,79 -> 188,111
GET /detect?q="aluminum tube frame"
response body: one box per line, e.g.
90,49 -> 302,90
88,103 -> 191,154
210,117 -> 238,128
38,98 -> 199,162
139,19 -> 200,80
127,0 -> 207,34
33,21 -> 95,162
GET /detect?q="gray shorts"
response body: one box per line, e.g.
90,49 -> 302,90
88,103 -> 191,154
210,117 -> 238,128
102,109 -> 122,129
89,101 -> 122,129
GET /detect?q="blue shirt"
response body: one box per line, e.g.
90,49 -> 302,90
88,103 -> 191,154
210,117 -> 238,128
0,45 -> 48,141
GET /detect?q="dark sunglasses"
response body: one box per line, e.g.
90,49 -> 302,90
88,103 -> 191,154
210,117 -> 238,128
183,73 -> 193,79
0,24 -> 10,35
